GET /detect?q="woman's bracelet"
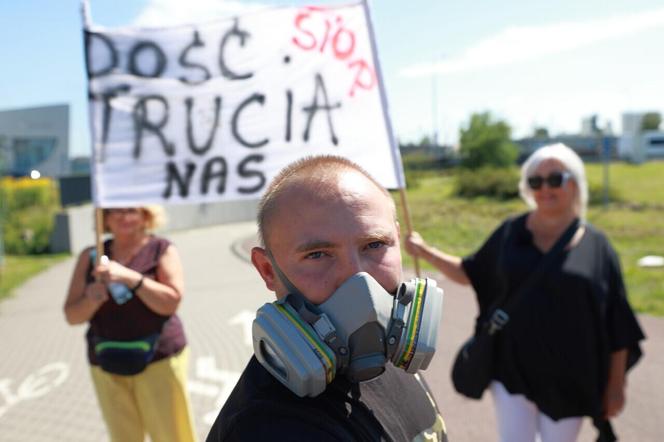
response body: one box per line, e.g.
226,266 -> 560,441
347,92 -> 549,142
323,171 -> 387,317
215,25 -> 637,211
131,275 -> 145,292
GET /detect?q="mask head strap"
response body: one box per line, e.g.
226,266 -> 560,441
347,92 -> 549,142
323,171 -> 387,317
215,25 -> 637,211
264,249 -> 349,369
265,249 -> 305,300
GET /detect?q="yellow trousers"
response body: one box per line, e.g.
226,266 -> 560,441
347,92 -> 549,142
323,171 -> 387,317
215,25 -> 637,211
90,347 -> 197,442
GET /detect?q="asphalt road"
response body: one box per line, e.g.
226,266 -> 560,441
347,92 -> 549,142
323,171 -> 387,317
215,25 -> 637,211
0,221 -> 661,441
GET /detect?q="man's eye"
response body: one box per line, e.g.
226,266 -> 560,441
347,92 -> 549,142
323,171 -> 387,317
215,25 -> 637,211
305,251 -> 325,259
366,241 -> 385,250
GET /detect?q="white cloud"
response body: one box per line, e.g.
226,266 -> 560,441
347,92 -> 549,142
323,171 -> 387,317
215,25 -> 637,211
400,7 -> 664,78
133,0 -> 267,27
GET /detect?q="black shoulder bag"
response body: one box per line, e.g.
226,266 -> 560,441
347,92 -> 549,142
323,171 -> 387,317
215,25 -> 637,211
451,217 -> 580,399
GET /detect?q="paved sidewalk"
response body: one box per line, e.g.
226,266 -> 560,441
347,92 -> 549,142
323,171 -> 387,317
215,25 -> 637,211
0,221 -> 662,441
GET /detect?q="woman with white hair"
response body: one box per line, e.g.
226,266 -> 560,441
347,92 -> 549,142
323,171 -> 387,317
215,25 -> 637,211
64,206 -> 197,442
406,143 -> 644,442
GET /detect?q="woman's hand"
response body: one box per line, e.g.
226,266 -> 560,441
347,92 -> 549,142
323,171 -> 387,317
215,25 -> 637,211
602,380 -> 626,419
404,232 -> 470,285
405,231 -> 427,258
94,256 -> 142,287
64,249 -> 112,325
89,246 -> 184,316
603,349 -> 628,419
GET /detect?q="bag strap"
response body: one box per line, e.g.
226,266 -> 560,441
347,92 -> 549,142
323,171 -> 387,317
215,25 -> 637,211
486,216 -> 581,335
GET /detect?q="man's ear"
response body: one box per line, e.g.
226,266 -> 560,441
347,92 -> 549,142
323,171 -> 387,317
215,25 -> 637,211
251,247 -> 278,292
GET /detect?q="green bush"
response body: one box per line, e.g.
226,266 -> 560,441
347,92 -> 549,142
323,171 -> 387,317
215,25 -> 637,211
402,153 -> 439,190
401,152 -> 444,171
588,182 -> 622,206
0,177 -> 60,255
454,167 -> 520,200
404,168 -> 426,190
459,112 -> 519,169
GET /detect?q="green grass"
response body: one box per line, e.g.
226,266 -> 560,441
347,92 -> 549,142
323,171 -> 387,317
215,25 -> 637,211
586,161 -> 664,205
0,254 -> 69,301
395,160 -> 664,316
2,162 -> 663,314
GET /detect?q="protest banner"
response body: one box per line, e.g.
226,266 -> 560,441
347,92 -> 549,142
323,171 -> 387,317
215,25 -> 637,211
84,1 -> 404,206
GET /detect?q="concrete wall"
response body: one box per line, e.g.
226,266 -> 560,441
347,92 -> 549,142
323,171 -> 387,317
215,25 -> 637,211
50,205 -> 97,255
50,199 -> 259,254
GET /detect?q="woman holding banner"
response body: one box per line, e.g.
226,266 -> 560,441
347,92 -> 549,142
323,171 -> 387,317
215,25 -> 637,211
64,206 -> 197,442
405,143 -> 644,441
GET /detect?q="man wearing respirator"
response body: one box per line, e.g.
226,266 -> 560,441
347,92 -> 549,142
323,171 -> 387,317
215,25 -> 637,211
207,156 -> 447,441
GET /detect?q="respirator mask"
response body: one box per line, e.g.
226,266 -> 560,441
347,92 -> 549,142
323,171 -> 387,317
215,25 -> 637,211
252,271 -> 444,398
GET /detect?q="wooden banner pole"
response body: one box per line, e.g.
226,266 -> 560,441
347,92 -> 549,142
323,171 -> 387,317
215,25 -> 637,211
94,208 -> 104,272
398,188 -> 420,277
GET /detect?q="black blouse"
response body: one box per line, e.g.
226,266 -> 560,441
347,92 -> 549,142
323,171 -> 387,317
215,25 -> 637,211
462,213 -> 644,420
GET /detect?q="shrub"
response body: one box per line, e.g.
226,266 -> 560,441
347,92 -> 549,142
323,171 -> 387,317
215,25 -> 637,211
0,177 -> 60,254
588,182 -> 622,206
402,153 -> 437,190
455,167 -> 520,200
401,152 -> 434,171
404,166 -> 438,190
459,112 -> 519,169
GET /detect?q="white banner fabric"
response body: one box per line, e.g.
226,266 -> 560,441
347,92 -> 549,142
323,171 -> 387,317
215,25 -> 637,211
84,2 -> 404,206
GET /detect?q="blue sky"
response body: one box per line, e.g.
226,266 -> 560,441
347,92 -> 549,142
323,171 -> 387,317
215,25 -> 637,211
1,0 -> 663,156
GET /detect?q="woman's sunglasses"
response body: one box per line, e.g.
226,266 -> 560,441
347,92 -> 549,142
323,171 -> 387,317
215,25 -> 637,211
527,171 -> 572,190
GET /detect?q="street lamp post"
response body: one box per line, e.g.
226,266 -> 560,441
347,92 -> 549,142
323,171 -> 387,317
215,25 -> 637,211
431,70 -> 438,147
0,201 -> 4,272
430,54 -> 446,148
602,134 -> 611,208
0,150 -> 5,272
0,192 -> 4,271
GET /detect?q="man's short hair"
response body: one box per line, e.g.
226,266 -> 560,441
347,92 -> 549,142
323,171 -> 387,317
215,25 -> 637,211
257,155 -> 394,247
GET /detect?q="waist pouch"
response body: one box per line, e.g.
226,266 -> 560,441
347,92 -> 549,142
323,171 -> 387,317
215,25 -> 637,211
94,333 -> 160,376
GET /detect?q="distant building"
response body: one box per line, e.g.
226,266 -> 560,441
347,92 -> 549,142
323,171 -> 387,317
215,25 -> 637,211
399,142 -> 458,167
516,113 -> 619,161
69,156 -> 91,175
513,112 -> 639,162
581,114 -> 601,136
0,104 -> 70,177
618,113 -> 664,163
399,142 -> 455,157
515,134 -> 617,162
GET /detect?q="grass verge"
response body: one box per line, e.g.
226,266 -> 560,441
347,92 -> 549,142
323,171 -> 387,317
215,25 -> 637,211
395,161 -> 664,316
0,254 -> 69,302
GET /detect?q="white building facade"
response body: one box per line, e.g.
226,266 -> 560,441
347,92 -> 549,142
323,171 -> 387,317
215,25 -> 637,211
619,113 -> 664,163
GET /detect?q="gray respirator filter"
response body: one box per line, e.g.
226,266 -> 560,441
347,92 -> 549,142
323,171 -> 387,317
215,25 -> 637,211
252,272 -> 444,397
